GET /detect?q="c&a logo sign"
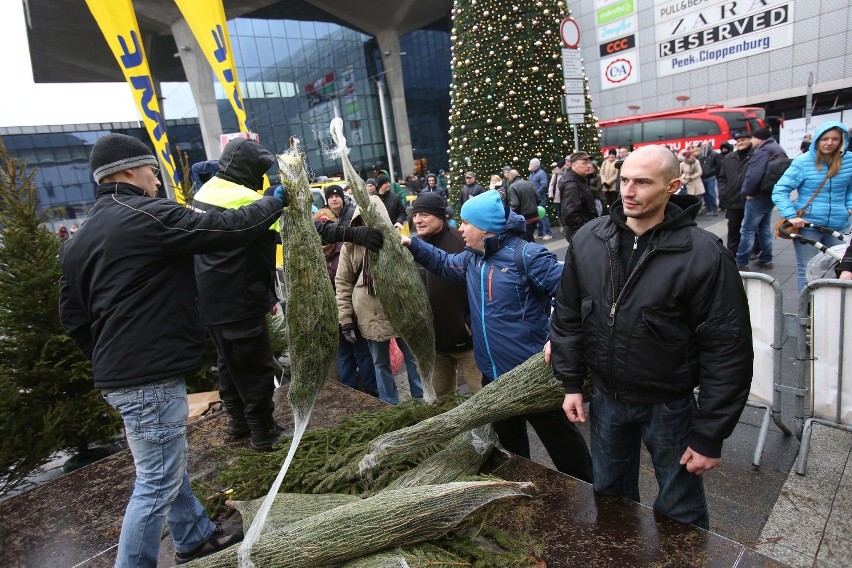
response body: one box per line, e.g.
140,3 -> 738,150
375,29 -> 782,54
599,51 -> 640,90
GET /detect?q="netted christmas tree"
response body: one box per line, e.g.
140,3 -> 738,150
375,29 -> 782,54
447,0 -> 600,211
0,138 -> 121,492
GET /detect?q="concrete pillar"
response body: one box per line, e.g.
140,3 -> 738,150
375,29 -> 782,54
171,18 -> 223,160
374,29 -> 414,179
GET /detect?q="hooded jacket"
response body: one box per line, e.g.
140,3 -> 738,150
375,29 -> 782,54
193,139 -> 279,325
408,209 -> 562,380
550,195 -> 752,458
59,182 -> 282,389
772,121 -> 852,231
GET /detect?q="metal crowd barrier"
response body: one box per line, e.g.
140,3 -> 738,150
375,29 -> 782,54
795,278 -> 852,475
739,273 -> 793,466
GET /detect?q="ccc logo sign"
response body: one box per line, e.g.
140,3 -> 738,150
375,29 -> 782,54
599,34 -> 636,57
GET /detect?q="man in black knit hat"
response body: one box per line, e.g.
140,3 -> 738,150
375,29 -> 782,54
59,133 -> 287,566
324,183 -> 355,227
410,192 -> 481,396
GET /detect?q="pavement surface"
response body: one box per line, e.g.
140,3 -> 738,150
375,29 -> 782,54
394,206 -> 852,568
531,210 -> 851,568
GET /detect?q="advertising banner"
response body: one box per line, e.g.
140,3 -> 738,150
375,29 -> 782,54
654,0 -> 794,77
600,51 -> 641,90
84,0 -> 179,186
174,0 -> 249,132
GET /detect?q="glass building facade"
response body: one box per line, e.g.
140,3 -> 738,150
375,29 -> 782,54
217,3 -> 451,180
0,120 -> 205,230
2,0 -> 451,225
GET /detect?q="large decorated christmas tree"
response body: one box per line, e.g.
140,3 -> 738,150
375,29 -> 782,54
447,0 -> 599,201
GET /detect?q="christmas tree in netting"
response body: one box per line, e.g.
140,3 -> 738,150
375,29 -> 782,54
447,0 -> 599,205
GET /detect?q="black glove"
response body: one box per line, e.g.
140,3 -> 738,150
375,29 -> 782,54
337,226 -> 384,251
272,185 -> 288,207
341,323 -> 358,344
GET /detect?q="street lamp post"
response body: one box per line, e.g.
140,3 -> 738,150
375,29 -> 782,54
374,76 -> 395,184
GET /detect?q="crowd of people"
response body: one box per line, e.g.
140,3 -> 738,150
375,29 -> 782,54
53,124 -> 852,566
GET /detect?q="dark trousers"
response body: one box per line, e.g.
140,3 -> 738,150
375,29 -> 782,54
522,220 -> 537,242
725,207 -> 745,255
590,388 -> 709,529
483,375 -> 593,483
335,332 -> 378,393
209,316 -> 275,423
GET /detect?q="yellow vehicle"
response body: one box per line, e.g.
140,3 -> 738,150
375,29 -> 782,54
310,177 -> 346,209
275,178 -> 342,267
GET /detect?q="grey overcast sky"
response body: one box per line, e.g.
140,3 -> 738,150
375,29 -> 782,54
0,1 -> 142,127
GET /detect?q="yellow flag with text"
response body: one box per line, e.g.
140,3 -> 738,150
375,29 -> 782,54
84,0 -> 180,189
174,0 -> 249,133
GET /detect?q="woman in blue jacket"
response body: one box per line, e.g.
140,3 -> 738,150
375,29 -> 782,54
773,121 -> 852,291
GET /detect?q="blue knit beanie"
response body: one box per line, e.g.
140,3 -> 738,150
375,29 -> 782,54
460,190 -> 507,233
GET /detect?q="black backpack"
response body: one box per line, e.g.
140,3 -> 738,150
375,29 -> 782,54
758,150 -> 791,196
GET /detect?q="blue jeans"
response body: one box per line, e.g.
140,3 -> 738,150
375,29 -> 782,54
734,196 -> 774,267
793,226 -> 844,292
335,331 -> 378,393
590,388 -> 709,528
536,216 -> 553,237
366,337 -> 424,404
103,378 -> 214,567
536,190 -> 553,237
702,177 -> 718,213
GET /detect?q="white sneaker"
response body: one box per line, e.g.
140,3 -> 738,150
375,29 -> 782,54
543,235 -> 553,240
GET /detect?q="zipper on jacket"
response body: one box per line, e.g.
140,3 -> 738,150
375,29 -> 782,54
479,258 -> 498,379
488,265 -> 494,302
608,243 -> 658,399
605,244 -> 618,399
610,245 -> 656,319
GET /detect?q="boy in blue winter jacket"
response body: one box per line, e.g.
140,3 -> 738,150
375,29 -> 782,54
401,190 -> 593,482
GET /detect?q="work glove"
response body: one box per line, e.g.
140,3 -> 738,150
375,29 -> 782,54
341,323 -> 358,344
272,184 -> 288,207
337,226 -> 384,251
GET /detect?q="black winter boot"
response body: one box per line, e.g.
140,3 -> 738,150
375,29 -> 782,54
248,416 -> 288,451
226,416 -> 250,439
222,402 -> 251,439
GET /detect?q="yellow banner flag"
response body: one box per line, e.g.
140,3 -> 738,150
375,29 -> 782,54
84,0 -> 180,189
174,0 -> 249,133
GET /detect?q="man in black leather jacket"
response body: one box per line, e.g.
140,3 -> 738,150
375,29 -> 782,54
558,151 -> 598,241
548,145 -> 752,529
59,133 -> 287,566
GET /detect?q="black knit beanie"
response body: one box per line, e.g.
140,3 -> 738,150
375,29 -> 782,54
90,133 -> 157,183
411,192 -> 448,220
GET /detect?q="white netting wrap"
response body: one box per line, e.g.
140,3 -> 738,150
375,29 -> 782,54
230,493 -> 361,535
328,118 -> 437,402
185,480 -> 533,567
277,137 -> 338,425
383,425 -> 498,491
359,352 -> 563,476
341,551 -> 411,567
236,138 -> 340,567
